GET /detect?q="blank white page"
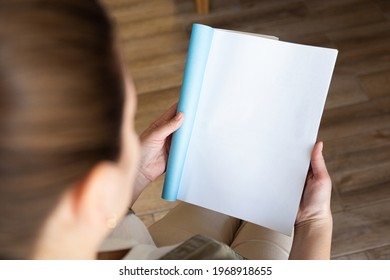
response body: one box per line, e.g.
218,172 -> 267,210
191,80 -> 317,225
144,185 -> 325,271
177,29 -> 337,235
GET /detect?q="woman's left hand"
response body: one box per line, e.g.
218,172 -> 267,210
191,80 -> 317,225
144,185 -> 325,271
131,102 -> 183,205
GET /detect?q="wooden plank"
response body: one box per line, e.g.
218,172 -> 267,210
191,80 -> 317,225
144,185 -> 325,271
333,251 -> 368,260
339,181 -> 390,210
121,31 -> 189,64
130,60 -> 185,94
331,187 -> 345,214
331,201 -> 390,257
326,144 -> 390,193
366,244 -> 390,260
304,0 -> 369,14
375,0 -> 390,18
325,73 -> 369,109
103,0 -> 193,22
292,33 -> 335,49
125,51 -> 186,93
326,21 -> 390,52
324,129 -> 390,209
135,87 -> 181,133
125,51 -> 187,70
198,1 -> 309,33
327,146 -> 390,175
117,16 -> 184,40
319,114 -> 390,142
125,52 -> 186,95
323,128 -> 390,160
329,29 -> 390,66
322,94 -> 390,122
332,161 -> 390,194
318,96 -> 390,141
335,49 -> 390,76
359,70 -> 390,99
326,21 -> 390,78
250,3 -> 386,41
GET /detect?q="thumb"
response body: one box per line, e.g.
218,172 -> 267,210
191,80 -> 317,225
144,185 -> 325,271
311,141 -> 329,180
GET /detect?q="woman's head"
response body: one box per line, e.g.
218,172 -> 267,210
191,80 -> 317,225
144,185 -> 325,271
0,0 -> 138,259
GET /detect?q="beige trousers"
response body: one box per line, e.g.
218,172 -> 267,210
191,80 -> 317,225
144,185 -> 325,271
148,202 -> 293,260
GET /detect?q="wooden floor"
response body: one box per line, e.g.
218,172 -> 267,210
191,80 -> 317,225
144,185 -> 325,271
102,0 -> 390,259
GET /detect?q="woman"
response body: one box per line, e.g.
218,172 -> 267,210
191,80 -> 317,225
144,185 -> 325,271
0,0 -> 332,259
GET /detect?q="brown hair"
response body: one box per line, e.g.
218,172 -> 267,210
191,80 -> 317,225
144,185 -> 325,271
0,0 -> 124,259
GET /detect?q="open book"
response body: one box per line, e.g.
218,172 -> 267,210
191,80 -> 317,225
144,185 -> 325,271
162,24 -> 338,235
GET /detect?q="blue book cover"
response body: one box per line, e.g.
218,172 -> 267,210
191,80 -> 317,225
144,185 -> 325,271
162,24 -> 215,201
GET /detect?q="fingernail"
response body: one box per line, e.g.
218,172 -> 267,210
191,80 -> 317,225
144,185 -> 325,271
175,112 -> 183,120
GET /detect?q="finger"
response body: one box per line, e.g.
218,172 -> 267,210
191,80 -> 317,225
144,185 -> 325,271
151,102 -> 179,128
311,141 -> 329,180
150,111 -> 184,140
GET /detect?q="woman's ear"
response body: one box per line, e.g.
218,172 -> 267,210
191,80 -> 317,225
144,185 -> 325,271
33,161 -> 129,259
73,161 -> 128,232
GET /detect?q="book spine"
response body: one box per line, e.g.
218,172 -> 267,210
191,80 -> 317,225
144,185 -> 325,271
162,24 -> 214,201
